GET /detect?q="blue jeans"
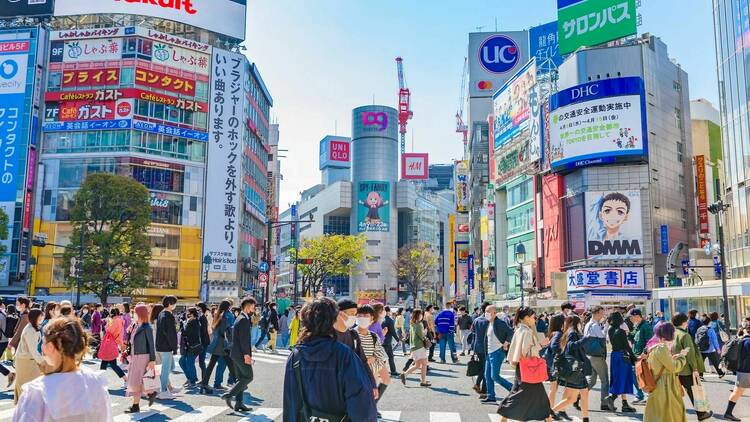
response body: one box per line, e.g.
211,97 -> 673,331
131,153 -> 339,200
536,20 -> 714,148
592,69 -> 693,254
278,332 -> 290,348
158,352 -> 174,392
215,356 -> 237,387
485,348 -> 513,400
438,332 -> 456,361
178,352 -> 198,384
251,326 -> 260,347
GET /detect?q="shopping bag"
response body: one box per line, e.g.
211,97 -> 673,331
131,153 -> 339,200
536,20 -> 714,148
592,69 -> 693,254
692,374 -> 711,413
466,354 -> 482,377
143,365 -> 161,393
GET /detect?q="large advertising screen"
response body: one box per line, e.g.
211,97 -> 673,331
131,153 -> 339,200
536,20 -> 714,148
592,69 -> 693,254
550,76 -> 647,169
585,190 -> 643,260
468,32 -> 529,98
357,181 -> 390,233
557,0 -> 637,55
204,49 -> 245,274
0,0 -> 54,18
493,59 -> 537,149
54,0 -> 247,41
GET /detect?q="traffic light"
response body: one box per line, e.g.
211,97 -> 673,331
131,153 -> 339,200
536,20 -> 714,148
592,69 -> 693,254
300,258 -> 313,265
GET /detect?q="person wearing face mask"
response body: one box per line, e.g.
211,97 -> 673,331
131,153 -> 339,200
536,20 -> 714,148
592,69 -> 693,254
381,306 -> 399,376
14,317 -> 112,422
560,302 -> 574,317
671,312 -> 713,421
400,309 -> 430,386
356,305 -> 390,410
626,308 -> 651,403
643,323 -> 690,422
369,303 -> 386,344
334,299 -> 377,398
477,305 -> 513,404
583,306 -> 613,412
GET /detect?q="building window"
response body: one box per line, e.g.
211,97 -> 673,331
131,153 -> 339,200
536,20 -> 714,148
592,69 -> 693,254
677,142 -> 684,163
673,80 -> 681,91
675,108 -> 683,130
679,174 -> 685,195
681,208 -> 688,230
148,261 -> 178,289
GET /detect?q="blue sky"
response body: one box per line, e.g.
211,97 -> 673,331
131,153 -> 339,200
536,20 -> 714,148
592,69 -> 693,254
245,1 -> 717,207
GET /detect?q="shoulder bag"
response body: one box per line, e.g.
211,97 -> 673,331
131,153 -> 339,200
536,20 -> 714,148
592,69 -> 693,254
519,332 -> 548,384
466,354 -> 482,377
292,349 -> 348,422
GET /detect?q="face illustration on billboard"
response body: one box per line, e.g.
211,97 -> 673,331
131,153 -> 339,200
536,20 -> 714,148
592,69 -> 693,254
586,190 -> 643,260
357,181 -> 390,232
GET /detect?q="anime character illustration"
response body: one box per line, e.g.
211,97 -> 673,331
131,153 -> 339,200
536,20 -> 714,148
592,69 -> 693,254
589,192 -> 631,241
359,191 -> 389,226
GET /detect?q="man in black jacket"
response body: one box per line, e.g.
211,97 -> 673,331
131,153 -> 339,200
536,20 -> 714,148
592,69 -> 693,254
156,295 -> 179,399
195,302 -> 211,381
334,299 -> 377,399
382,306 -> 399,376
223,296 -> 256,412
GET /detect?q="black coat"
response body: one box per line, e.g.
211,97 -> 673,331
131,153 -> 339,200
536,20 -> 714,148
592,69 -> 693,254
156,310 -> 178,353
180,318 -> 201,355
230,313 -> 252,362
382,316 -> 397,344
198,314 -> 210,347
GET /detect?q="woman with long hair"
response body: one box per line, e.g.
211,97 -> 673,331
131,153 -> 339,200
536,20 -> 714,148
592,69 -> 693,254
497,306 -> 552,422
97,307 -> 127,383
551,314 -> 592,421
199,300 -> 236,394
13,308 -> 44,403
149,304 -> 164,365
14,317 -> 111,421
545,313 -> 565,406
400,309 -> 430,386
124,304 -> 158,414
606,311 -> 636,412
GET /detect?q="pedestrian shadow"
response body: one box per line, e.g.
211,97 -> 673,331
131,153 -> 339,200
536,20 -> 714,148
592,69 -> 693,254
426,386 -> 471,396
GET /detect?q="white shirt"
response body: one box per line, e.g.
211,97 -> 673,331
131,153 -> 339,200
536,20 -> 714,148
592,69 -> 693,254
487,318 -> 503,353
14,366 -> 112,422
584,320 -> 606,339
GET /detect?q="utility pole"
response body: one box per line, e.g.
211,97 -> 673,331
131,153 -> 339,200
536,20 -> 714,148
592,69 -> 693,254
709,200 -> 732,333
76,225 -> 84,308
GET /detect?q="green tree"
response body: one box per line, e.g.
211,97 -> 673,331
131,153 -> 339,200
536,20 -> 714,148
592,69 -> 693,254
0,207 -> 9,255
393,242 -> 439,308
296,234 -> 366,298
64,174 -> 152,305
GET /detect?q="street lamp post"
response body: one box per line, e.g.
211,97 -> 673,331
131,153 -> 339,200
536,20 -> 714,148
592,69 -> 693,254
708,200 -> 732,333
202,254 -> 212,303
515,243 -> 526,307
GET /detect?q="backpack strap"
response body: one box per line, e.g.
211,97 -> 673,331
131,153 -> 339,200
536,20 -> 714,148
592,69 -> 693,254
292,348 -> 312,419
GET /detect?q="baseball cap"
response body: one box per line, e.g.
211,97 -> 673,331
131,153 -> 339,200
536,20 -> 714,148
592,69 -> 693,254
627,308 -> 642,318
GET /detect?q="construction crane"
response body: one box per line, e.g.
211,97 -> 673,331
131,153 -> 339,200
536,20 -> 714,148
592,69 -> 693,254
395,57 -> 413,154
455,57 -> 469,144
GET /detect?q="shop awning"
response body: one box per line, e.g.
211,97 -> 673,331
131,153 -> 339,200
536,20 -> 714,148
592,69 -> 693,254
651,279 -> 750,300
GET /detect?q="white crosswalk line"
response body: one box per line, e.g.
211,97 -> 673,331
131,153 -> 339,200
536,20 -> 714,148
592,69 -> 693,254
243,407 -> 283,420
113,403 -> 173,422
169,405 -> 226,422
0,406 -> 14,421
379,410 -> 402,421
606,417 -> 642,422
429,412 -> 462,422
252,355 -> 288,364
487,415 -> 501,422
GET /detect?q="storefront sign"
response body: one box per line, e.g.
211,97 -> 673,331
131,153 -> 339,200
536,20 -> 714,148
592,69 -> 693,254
62,68 -> 120,88
401,153 -> 429,180
136,27 -> 210,52
51,27 -> 126,40
45,88 -> 207,112
585,190 -> 643,260
695,155 -> 709,234
454,160 -> 469,213
567,266 -> 645,291
132,120 -> 208,142
56,99 -> 133,121
150,43 -> 210,76
135,67 -> 196,96
449,214 -> 455,285
467,254 -> 475,290
557,0 -> 637,55
204,49 -> 244,273
357,181 -> 390,232
129,156 -> 184,171
530,21 -> 563,70
468,31 -> 529,98
42,119 -> 132,132
61,38 -> 122,62
660,224 -> 669,255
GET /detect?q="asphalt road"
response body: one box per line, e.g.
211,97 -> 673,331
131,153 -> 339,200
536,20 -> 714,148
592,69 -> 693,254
1,347 -> 749,421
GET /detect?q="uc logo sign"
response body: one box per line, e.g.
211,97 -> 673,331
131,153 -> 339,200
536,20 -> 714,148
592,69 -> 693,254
0,59 -> 18,80
479,35 -> 520,74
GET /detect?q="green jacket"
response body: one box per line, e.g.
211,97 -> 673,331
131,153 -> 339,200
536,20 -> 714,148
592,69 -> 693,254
672,327 -> 705,376
631,320 -> 653,356
410,321 -> 425,352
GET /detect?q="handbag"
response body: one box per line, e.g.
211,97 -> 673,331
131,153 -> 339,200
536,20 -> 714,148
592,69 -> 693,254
466,354 -> 482,377
143,365 -> 161,393
691,374 -> 711,412
519,334 -> 548,384
292,349 -> 348,422
423,338 -> 433,350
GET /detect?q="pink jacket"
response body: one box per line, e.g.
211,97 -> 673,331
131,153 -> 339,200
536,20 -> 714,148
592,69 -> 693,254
106,316 -> 124,348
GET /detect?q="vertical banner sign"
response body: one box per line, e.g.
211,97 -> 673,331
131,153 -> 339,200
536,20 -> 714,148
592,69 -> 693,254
529,21 -> 563,70
660,224 -> 669,254
695,155 -> 709,234
449,214 -> 456,286
557,0 -> 637,55
204,50 -> 242,274
454,160 -> 469,213
0,39 -> 30,284
467,254 -> 475,291
357,181 -> 390,232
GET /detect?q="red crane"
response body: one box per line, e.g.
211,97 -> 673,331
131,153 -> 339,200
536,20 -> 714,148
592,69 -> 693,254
456,57 -> 468,144
395,57 -> 413,154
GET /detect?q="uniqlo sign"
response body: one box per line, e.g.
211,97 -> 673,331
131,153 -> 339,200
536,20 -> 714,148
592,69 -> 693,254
329,141 -> 349,162
401,153 -> 429,180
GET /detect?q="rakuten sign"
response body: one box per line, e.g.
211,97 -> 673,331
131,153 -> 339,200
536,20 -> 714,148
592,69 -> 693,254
54,0 -> 247,40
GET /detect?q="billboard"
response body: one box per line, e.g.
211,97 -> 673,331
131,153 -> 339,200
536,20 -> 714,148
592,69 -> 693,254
319,136 -> 351,170
454,160 -> 469,213
204,49 -> 245,273
401,153 -> 429,180
61,38 -> 122,62
530,21 -> 564,70
585,190 -> 643,260
557,0 -> 637,55
150,42 -> 210,76
62,68 -> 120,88
0,0 -> 54,18
493,59 -> 537,149
567,266 -> 645,291
550,76 -> 647,169
54,0 -> 247,41
47,99 -> 133,122
44,88 -> 207,112
695,155 -> 709,234
356,181 -> 390,233
135,67 -> 196,96
468,32 -> 529,97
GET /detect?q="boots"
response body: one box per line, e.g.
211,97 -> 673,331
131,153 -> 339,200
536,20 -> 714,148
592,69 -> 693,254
724,401 -> 741,421
124,404 -> 140,414
376,383 -> 388,403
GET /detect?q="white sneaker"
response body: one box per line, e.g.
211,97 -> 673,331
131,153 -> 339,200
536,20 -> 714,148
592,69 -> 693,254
157,391 -> 175,400
170,386 -> 182,394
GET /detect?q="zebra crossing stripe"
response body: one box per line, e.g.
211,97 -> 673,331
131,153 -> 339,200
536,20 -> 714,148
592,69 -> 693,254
113,403 -> 174,422
429,412 -> 462,422
251,355 -> 288,364
378,410 -> 401,421
241,407 -> 284,420
0,406 -> 14,421
169,405 -> 227,422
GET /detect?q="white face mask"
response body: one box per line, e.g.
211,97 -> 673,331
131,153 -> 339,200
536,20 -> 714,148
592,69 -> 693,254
344,315 -> 357,329
357,317 -> 372,329
485,312 -> 492,320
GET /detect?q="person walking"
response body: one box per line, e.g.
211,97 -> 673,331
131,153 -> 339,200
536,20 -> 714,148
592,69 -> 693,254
369,303 -> 386,344
497,306 -> 552,422
156,295 -> 179,399
626,308 -> 651,403
550,314 -> 593,421
282,297 -> 377,422
687,309 -> 701,339
545,313 -> 565,407
222,297 -> 256,412
124,304 -> 158,414
424,305 -> 437,362
723,326 -> 750,421
0,302 -> 14,387
435,303 -> 458,364
200,300 -> 236,394
13,308 -> 44,403
8,296 -> 30,353
267,302 -> 280,354
583,306 -> 612,411
195,302 -> 210,382
333,299 -> 377,397
357,305 -> 391,407
89,304 -> 103,356
255,303 -> 270,351
671,312 -> 713,420
605,311 -> 636,412
480,305 -> 514,404
278,309 -> 290,349
644,323 -> 690,422
395,308 -> 406,354
14,317 -> 112,421
470,302 -> 492,398
178,307 -> 202,387
381,306 -> 399,376
98,307 -> 127,384
289,306 -> 301,348
696,315 -> 725,377
39,302 -> 60,348
457,306 -> 472,356
401,309 -> 430,387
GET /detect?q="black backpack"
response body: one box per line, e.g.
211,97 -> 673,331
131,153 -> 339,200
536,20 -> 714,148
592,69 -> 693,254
695,326 -> 710,352
721,336 -> 743,372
